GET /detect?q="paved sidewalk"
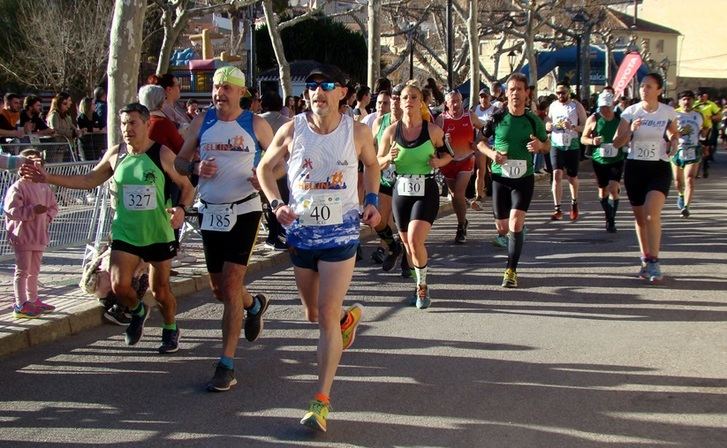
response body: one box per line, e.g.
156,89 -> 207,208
0,200 -> 458,358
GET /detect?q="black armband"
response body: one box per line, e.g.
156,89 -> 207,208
435,145 -> 453,157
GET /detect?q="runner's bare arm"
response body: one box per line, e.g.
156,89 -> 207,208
21,144 -> 116,189
611,118 -> 631,149
258,120 -> 294,202
355,121 -> 380,196
580,115 -> 597,145
377,123 -> 397,169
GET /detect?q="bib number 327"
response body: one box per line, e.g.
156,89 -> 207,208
201,204 -> 237,232
123,185 -> 156,211
300,193 -> 343,226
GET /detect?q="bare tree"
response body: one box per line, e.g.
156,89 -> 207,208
0,0 -> 114,96
152,0 -> 257,75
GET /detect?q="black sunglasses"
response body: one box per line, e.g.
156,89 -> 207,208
306,81 -> 337,91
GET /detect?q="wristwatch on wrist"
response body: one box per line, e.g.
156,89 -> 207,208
270,198 -> 284,212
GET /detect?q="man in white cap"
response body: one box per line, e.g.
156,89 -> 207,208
581,90 -> 630,232
257,63 -> 380,432
175,66 -> 275,392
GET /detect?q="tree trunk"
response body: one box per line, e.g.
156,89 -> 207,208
581,26 -> 592,103
262,0 -> 291,99
367,0 -> 380,87
107,0 -> 147,147
467,0 -> 478,105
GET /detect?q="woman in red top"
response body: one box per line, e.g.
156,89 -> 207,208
138,84 -> 184,154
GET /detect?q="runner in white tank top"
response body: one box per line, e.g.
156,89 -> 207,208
286,113 -> 361,249
175,66 -> 276,393
257,64 -> 380,433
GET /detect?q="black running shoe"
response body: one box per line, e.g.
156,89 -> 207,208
244,294 -> 270,342
158,328 -> 180,354
455,224 -> 466,244
606,221 -> 617,233
207,363 -> 237,392
370,247 -> 385,264
124,303 -> 149,346
104,304 -> 131,326
382,241 -> 402,272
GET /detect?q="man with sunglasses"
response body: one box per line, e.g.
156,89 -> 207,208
546,81 -> 588,221
257,64 -> 381,432
175,66 -> 275,392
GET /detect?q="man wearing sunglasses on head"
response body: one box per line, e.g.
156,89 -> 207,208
175,66 -> 275,393
257,64 -> 381,433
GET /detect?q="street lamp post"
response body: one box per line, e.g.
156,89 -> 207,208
508,49 -> 517,73
408,24 -> 415,80
572,11 -> 587,100
659,56 -> 671,97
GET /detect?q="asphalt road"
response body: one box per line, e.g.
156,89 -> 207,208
1,163 -> 727,447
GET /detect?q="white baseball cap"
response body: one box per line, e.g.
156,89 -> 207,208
597,91 -> 614,108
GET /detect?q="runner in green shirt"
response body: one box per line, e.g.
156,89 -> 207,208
581,90 -> 630,233
21,103 -> 194,352
478,73 -> 549,288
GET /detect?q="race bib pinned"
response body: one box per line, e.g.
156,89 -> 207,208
396,176 -> 425,197
599,143 -> 618,158
299,193 -> 343,226
632,141 -> 660,161
680,147 -> 697,161
552,131 -> 573,147
123,185 -> 156,211
201,204 -> 237,232
501,159 -> 526,179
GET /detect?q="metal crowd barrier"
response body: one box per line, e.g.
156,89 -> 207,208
0,161 -> 113,263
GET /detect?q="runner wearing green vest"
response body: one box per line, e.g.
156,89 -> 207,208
370,89 -> 403,272
21,103 -> 194,353
478,73 -> 549,288
379,81 -> 451,309
581,90 -> 630,233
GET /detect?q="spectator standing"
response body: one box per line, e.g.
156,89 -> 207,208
0,93 -> 23,139
47,92 -> 79,139
20,95 -> 54,136
281,95 -> 296,118
4,149 -> 58,318
94,87 -> 108,129
77,97 -> 105,133
148,74 -> 191,129
352,85 -> 371,122
139,85 -> 184,154
185,99 -> 199,121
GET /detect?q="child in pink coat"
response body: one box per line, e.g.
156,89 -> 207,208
4,149 -> 58,318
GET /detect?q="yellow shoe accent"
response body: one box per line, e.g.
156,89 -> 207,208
341,303 -> 364,350
300,399 -> 329,432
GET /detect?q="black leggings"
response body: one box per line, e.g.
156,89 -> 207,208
492,174 -> 535,219
393,177 -> 440,231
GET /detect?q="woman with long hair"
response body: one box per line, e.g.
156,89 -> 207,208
378,81 -> 451,308
77,97 -> 104,133
614,72 -> 679,283
46,92 -> 78,139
